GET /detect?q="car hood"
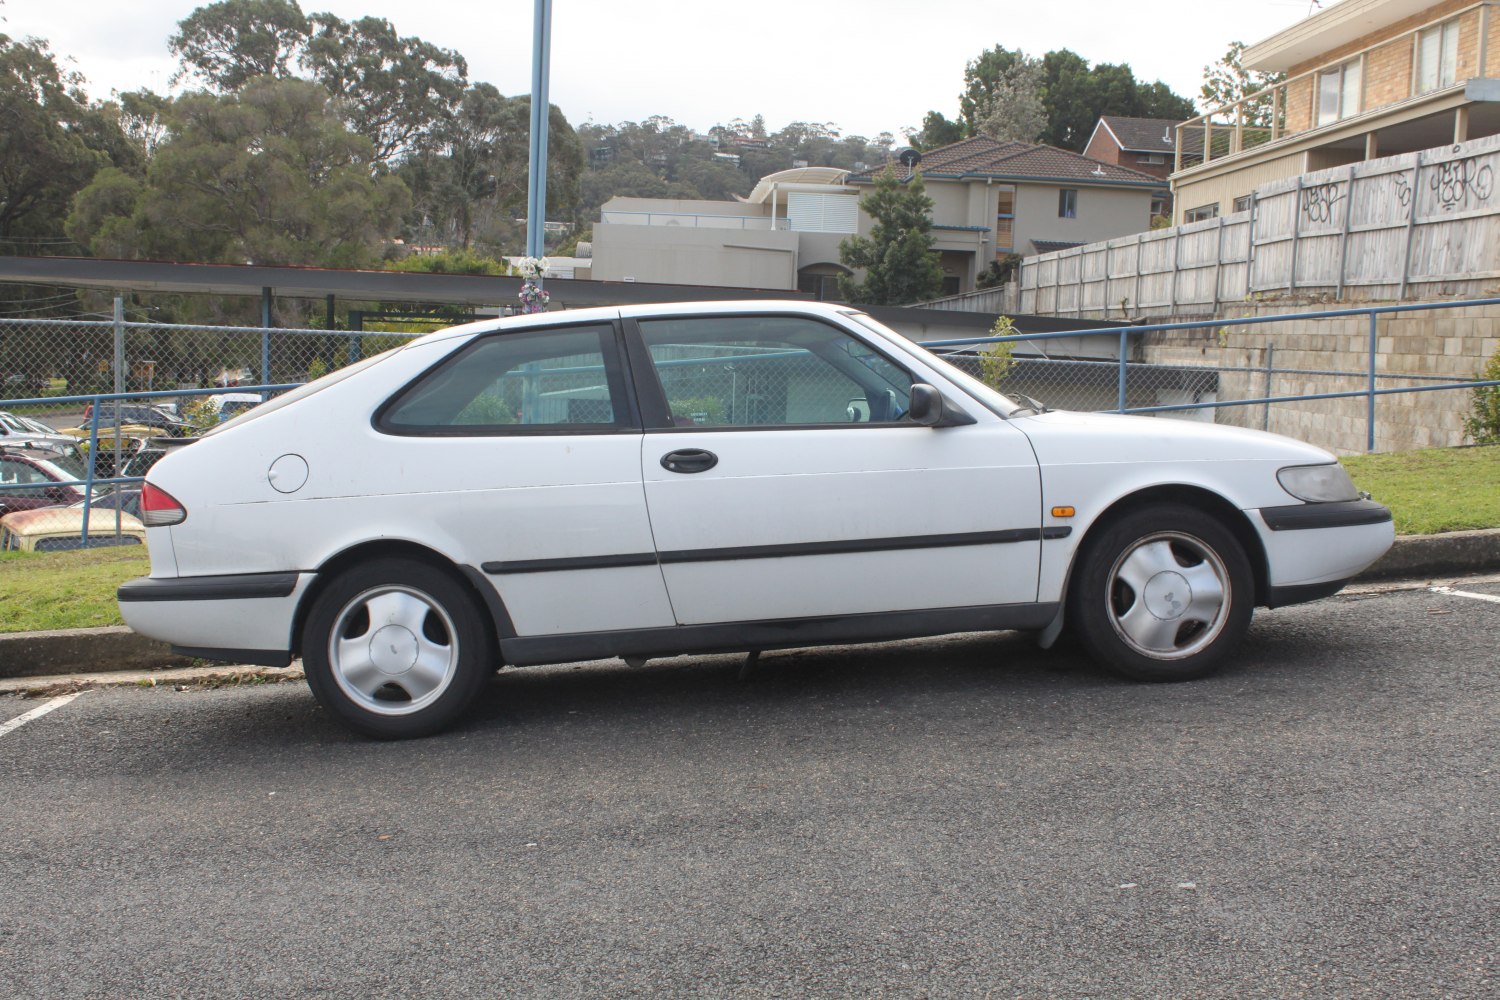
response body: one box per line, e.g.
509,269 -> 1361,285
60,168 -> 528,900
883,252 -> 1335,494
1011,409 -> 1338,467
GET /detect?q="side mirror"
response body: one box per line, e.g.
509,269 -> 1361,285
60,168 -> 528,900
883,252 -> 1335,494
909,384 -> 944,426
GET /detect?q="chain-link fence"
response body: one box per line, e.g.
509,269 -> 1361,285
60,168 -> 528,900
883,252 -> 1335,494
929,298 -> 1500,454
0,316 -> 425,548
3,302 -> 1498,548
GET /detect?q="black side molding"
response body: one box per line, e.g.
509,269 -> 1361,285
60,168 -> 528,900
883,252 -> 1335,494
483,529 -> 1048,576
118,573 -> 300,602
1259,499 -> 1393,532
657,529 -> 1043,565
499,602 -> 1060,667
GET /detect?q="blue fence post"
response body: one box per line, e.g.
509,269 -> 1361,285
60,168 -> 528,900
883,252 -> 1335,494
1117,329 -> 1129,412
1367,311 -> 1379,452
80,397 -> 102,548
260,286 -> 273,392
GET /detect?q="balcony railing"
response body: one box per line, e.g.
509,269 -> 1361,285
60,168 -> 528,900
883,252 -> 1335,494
600,211 -> 791,231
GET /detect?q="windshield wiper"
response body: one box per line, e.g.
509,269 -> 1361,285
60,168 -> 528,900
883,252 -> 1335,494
1008,392 -> 1048,416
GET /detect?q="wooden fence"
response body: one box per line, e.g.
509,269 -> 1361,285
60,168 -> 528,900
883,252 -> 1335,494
1019,134 -> 1500,318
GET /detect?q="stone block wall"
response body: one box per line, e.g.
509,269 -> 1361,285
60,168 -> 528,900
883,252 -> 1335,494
1136,297 -> 1498,454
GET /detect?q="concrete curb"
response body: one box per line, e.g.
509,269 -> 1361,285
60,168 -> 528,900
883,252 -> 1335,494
3,528 -> 1499,683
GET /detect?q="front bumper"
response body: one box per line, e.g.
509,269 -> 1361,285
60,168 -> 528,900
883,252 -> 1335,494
117,571 -> 316,667
1252,499 -> 1395,608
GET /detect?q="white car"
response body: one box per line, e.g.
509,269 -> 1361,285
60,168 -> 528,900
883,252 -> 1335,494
118,302 -> 1394,738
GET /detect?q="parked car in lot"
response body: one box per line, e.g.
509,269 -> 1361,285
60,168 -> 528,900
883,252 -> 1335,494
118,301 -> 1395,739
79,402 -> 193,437
208,392 -> 262,421
0,410 -> 79,454
0,447 -> 92,516
1,506 -> 145,552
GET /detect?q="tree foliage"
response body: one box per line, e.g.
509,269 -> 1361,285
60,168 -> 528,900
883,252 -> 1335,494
67,78 -> 409,267
169,0 -> 309,90
974,55 -> 1046,143
575,116 -> 896,222
1465,342 -> 1500,444
0,35 -> 136,249
1200,41 -> 1284,124
399,84 -> 582,251
838,166 -> 943,306
302,13 -> 467,163
907,111 -> 963,151
169,1 -> 469,169
957,45 -> 1196,151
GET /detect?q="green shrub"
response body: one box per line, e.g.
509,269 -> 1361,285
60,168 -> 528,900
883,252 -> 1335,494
1465,342 -> 1500,444
979,315 -> 1018,391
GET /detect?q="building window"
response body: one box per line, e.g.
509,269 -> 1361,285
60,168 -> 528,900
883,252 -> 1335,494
1232,195 -> 1254,213
1416,19 -> 1460,94
1184,203 -> 1220,223
1317,59 -> 1362,125
1138,153 -> 1165,165
1058,189 -> 1078,219
995,185 -> 1015,252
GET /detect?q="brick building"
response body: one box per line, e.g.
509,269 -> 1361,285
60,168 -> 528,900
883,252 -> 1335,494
1171,0 -> 1500,222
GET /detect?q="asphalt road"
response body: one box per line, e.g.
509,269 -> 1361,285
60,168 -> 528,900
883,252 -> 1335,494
3,577 -> 1498,999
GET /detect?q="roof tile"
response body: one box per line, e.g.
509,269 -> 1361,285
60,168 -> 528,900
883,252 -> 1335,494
849,135 -> 1163,186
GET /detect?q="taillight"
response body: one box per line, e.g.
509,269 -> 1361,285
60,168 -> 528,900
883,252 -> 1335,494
139,482 -> 186,526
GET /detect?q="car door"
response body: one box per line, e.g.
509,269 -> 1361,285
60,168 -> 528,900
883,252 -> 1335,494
372,320 -> 675,637
628,312 -> 1042,626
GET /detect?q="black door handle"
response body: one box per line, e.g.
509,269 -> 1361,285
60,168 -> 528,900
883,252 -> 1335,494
660,449 -> 718,474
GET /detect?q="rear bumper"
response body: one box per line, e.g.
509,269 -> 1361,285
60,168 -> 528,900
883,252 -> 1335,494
118,571 -> 315,662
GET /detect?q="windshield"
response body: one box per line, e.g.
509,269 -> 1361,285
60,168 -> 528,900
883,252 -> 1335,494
46,449 -> 88,480
842,311 -> 1021,417
19,415 -> 57,434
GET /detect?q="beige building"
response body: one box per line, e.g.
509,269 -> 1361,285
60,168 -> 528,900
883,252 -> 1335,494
589,167 -> 859,297
844,138 -> 1159,295
1173,0 -> 1500,222
591,139 -> 1159,298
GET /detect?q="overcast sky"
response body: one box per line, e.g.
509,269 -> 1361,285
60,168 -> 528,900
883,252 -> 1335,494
7,0 -> 1328,138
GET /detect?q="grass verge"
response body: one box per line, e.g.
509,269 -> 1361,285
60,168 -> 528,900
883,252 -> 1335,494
1342,444 -> 1500,535
0,546 -> 148,632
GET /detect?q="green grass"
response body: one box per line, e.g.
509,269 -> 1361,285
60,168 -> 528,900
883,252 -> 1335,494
1343,444 -> 1500,535
0,546 -> 149,632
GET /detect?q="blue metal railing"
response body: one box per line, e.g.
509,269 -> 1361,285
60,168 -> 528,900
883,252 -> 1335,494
927,296 -> 1500,452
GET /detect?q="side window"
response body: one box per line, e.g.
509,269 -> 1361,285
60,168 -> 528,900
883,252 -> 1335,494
0,460 -> 47,498
379,325 -> 628,434
637,316 -> 914,427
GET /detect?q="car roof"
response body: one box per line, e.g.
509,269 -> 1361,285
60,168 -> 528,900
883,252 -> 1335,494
407,300 -> 857,347
0,447 -> 62,462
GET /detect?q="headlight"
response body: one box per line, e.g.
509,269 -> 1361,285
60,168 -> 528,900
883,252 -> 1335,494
1277,463 -> 1360,503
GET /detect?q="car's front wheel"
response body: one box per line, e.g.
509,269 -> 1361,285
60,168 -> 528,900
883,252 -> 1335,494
1068,505 -> 1253,682
302,558 -> 492,738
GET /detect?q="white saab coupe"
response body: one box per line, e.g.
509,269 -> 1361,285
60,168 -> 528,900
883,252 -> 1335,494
119,302 -> 1394,738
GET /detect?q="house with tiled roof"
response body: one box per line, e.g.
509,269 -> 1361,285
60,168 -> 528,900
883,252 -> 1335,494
843,136 -> 1162,293
588,138 -> 1160,297
1083,116 -> 1192,217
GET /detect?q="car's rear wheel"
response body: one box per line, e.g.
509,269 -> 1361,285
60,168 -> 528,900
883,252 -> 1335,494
1068,505 -> 1253,682
302,558 -> 492,738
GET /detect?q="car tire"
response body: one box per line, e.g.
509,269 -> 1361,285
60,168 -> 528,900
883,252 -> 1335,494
301,558 -> 493,738
1067,504 -> 1253,682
